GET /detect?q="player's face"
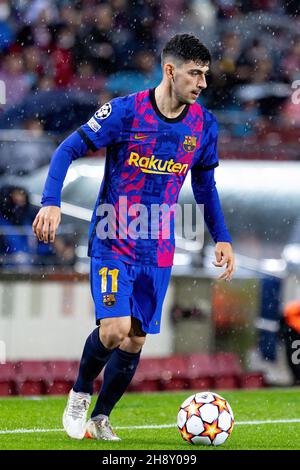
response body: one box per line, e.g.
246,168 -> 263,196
173,61 -> 209,104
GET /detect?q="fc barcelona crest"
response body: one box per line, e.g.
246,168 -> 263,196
183,136 -> 197,152
103,294 -> 116,307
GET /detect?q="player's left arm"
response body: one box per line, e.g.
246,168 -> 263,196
213,240 -> 235,281
191,168 -> 235,281
191,112 -> 235,281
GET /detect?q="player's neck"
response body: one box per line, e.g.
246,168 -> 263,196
154,83 -> 187,119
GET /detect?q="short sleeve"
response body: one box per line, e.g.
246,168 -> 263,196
77,98 -> 123,151
193,109 -> 219,171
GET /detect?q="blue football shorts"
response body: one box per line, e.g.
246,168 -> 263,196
90,257 -> 172,334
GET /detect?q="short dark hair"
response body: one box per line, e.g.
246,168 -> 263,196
162,34 -> 211,65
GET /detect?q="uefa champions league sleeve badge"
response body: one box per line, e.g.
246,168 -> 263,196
95,103 -> 112,120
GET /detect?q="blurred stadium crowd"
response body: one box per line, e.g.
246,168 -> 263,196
0,0 -> 299,131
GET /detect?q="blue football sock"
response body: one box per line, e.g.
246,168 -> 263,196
73,327 -> 114,395
91,347 -> 141,418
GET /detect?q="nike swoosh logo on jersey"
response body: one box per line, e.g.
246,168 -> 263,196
134,134 -> 148,140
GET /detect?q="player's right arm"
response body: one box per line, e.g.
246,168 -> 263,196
32,131 -> 89,243
32,100 -> 124,243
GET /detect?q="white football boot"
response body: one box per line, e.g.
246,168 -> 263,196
62,389 -> 91,439
85,414 -> 121,441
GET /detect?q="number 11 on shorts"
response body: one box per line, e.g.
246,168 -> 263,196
99,267 -> 119,293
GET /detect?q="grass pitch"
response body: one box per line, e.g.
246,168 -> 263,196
0,388 -> 300,450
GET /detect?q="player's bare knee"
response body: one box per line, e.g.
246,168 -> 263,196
100,329 -> 123,349
132,336 -> 146,349
100,320 -> 131,349
120,335 -> 146,353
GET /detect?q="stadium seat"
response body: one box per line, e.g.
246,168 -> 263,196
130,356 -> 190,392
160,356 -> 189,391
0,363 -> 17,396
186,354 -> 215,390
46,361 -> 79,395
129,358 -> 164,392
16,361 -> 50,396
7,354 -> 264,397
213,353 -> 242,389
239,372 -> 265,389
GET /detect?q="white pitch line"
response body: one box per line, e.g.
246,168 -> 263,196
0,428 -> 63,435
235,418 -> 300,426
1,418 -> 300,435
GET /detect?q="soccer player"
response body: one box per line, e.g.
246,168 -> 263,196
32,34 -> 235,441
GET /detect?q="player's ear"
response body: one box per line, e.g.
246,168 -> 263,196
164,63 -> 175,81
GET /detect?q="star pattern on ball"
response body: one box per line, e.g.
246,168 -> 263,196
183,399 -> 203,419
227,419 -> 234,435
201,420 -> 223,441
211,396 -> 230,414
180,424 -> 194,443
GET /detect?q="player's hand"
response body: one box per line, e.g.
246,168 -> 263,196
32,206 -> 61,243
213,242 -> 235,281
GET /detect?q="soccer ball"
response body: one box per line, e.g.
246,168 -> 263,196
177,391 -> 234,446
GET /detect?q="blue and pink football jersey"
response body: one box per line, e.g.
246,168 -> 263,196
78,89 -> 221,267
